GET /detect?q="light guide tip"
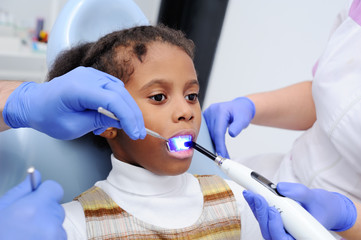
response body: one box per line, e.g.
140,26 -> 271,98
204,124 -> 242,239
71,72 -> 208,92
167,135 -> 193,152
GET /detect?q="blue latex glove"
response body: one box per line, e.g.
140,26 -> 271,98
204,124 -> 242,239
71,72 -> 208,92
277,182 -> 357,231
243,190 -> 294,240
3,66 -> 146,140
0,170 -> 66,239
203,97 -> 255,158
243,183 -> 357,240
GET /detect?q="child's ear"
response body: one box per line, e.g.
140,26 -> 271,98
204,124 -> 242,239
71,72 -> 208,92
99,127 -> 118,139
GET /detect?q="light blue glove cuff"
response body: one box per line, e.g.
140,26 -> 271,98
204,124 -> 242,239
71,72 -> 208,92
332,192 -> 357,232
3,82 -> 34,129
235,97 -> 256,119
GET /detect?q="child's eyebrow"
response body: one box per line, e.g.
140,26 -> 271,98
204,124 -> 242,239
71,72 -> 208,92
139,79 -> 168,91
139,79 -> 199,91
185,79 -> 199,88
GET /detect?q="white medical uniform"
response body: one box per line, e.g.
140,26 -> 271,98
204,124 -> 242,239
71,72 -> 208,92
239,1 -> 361,203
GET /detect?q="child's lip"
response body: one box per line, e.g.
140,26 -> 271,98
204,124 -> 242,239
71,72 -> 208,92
168,129 -> 196,140
167,147 -> 194,159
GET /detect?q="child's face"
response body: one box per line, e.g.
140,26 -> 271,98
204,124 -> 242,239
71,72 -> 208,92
107,42 -> 201,176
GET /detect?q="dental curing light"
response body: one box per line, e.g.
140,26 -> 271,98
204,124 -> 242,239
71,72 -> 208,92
184,141 -> 336,240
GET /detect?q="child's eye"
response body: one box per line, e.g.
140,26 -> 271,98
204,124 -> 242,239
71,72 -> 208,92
185,93 -> 198,102
150,94 -> 166,102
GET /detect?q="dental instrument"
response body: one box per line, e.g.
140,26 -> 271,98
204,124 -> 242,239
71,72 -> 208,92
97,107 -> 169,142
27,166 -> 36,191
182,140 -> 336,240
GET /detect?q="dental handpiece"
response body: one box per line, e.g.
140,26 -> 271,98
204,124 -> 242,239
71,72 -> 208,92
97,107 -> 168,142
186,141 -> 336,240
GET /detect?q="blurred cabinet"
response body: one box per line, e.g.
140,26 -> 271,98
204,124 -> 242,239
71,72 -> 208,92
0,0 -> 159,83
0,36 -> 47,82
0,0 -> 67,82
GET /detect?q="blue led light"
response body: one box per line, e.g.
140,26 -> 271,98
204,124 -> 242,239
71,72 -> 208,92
167,135 -> 192,152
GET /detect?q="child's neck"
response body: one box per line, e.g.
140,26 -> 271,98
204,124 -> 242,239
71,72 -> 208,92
109,154 -> 186,196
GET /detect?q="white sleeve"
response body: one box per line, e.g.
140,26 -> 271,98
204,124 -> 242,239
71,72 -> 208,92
328,0 -> 352,36
313,10 -> 361,169
312,1 -> 351,80
225,180 -> 263,240
62,201 -> 87,240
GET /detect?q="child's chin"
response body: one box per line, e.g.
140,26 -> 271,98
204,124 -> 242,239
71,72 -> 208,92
169,167 -> 190,176
158,160 -> 192,176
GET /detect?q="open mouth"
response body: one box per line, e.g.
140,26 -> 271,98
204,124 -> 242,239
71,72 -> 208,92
167,135 -> 193,152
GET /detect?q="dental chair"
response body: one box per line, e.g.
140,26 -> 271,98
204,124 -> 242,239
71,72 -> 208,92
0,0 -> 226,203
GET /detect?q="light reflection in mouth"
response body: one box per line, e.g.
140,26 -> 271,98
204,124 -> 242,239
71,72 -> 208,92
166,135 -> 193,152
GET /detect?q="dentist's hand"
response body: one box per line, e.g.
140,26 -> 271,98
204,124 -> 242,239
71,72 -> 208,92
3,67 -> 146,140
243,183 -> 357,240
203,97 -> 255,158
243,190 -> 294,240
277,182 -> 357,231
0,170 -> 66,240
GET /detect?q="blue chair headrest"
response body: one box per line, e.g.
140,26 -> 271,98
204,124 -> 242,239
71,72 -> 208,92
47,0 -> 149,69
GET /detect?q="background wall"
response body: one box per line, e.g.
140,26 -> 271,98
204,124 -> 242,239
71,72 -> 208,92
203,0 -> 348,159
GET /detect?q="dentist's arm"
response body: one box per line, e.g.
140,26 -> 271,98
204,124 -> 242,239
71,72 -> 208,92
204,81 -> 315,158
1,67 -> 146,140
243,183 -> 361,240
247,81 -> 315,130
0,80 -> 22,131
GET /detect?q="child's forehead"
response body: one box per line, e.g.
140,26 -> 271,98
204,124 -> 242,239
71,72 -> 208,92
113,41 -> 181,69
115,41 -> 196,87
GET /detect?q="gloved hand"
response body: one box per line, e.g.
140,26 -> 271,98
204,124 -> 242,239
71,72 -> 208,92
3,66 -> 146,140
243,183 -> 357,240
243,190 -> 294,240
349,0 -> 361,26
0,170 -> 66,240
203,97 -> 255,158
277,182 -> 357,231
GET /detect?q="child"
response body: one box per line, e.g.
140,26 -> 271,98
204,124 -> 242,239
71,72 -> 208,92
48,25 -> 262,239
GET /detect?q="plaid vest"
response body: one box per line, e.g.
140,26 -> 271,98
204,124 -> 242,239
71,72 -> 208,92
75,175 -> 241,239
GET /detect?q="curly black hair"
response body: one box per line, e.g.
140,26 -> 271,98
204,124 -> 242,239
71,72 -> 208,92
47,24 -> 195,82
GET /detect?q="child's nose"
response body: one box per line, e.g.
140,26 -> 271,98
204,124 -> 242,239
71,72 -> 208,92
172,99 -> 194,122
